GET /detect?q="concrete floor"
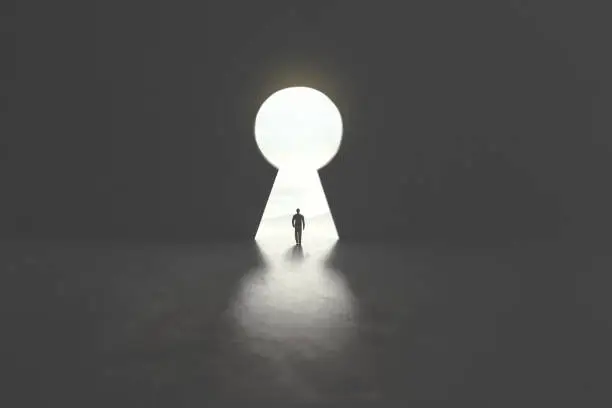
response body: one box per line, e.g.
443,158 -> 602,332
2,239 -> 611,406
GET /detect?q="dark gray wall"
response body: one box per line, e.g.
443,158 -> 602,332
1,1 -> 611,245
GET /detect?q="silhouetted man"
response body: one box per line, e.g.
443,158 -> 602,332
292,208 -> 305,245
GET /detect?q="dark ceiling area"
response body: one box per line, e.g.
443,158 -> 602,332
1,0 -> 610,246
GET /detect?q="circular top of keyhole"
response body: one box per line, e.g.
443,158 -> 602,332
254,87 -> 343,170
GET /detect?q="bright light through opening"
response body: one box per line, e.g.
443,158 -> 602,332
254,87 -> 342,244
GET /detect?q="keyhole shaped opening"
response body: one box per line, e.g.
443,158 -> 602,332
254,87 -> 342,245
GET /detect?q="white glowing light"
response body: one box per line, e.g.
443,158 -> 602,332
254,87 -> 343,242
255,87 -> 343,171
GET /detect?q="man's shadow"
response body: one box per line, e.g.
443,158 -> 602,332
285,244 -> 305,262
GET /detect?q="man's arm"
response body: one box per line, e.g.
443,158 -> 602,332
302,216 -> 306,230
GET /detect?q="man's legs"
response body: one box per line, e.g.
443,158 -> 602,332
295,228 -> 302,245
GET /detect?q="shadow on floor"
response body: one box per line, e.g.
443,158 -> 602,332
285,244 -> 305,262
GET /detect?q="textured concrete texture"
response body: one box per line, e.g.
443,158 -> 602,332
3,1 -> 612,246
3,240 -> 610,405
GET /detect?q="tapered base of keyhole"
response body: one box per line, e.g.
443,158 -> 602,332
255,169 -> 339,244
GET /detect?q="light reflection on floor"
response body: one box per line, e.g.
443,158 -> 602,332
228,229 -> 358,366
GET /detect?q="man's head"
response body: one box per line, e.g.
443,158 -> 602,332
296,208 -> 300,214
